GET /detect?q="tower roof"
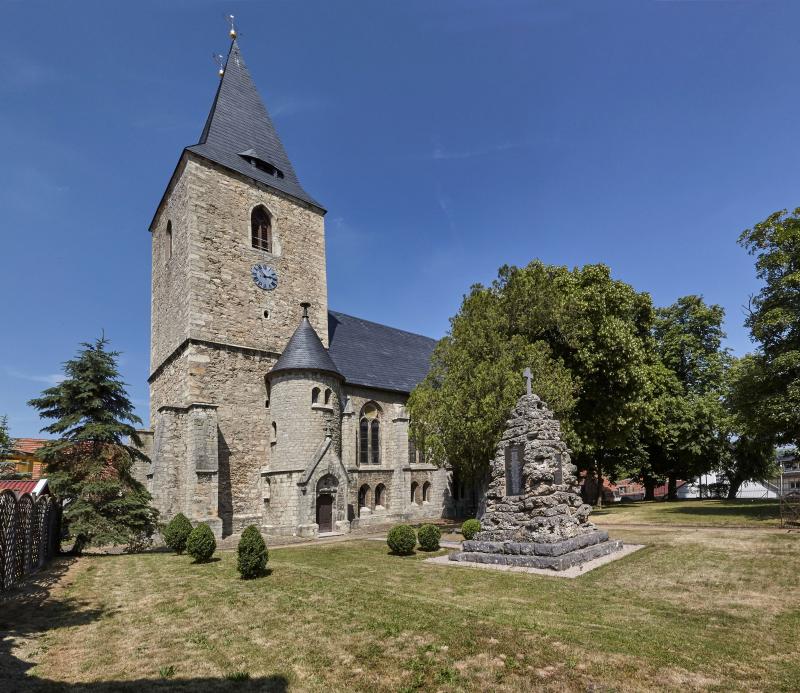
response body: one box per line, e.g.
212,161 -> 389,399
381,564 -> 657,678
270,306 -> 343,379
186,40 -> 323,211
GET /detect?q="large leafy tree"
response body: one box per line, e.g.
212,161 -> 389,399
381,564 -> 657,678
408,261 -> 655,504
648,296 -> 731,498
29,338 -> 158,554
722,355 -> 778,498
738,208 -> 800,446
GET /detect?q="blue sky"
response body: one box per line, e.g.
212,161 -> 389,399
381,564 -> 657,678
2,0 -> 798,438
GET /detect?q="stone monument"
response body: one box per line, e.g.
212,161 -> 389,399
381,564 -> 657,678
450,372 -> 623,571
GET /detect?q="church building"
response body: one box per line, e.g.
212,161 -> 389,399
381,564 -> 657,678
139,38 -> 472,538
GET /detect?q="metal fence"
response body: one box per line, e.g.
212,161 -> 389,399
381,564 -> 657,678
0,490 -> 60,593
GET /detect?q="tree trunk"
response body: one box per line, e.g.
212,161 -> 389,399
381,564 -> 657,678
667,475 -> 677,501
70,534 -> 88,556
644,477 -> 656,501
727,479 -> 742,500
594,457 -> 603,508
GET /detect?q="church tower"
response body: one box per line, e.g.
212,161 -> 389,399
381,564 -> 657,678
146,38 -> 327,536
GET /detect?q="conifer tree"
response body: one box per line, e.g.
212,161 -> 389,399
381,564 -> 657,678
0,415 -> 18,479
29,337 -> 158,554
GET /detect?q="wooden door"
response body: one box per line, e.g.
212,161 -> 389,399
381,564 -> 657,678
316,494 -> 333,532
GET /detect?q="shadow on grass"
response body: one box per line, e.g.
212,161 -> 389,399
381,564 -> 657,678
0,557 -> 288,692
658,501 -> 779,521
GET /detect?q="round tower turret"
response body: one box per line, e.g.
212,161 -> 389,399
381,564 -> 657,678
267,303 -> 344,473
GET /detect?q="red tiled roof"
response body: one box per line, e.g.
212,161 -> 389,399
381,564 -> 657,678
0,480 -> 39,495
15,438 -> 50,454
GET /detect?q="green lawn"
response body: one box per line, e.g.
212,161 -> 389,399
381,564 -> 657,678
592,498 -> 782,527
3,523 -> 799,691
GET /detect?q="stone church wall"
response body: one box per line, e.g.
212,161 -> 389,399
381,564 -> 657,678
150,159 -> 193,372
186,156 -> 329,353
147,341 -> 275,536
268,371 -> 342,473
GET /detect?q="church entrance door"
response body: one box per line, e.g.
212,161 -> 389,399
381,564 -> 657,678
316,494 -> 334,532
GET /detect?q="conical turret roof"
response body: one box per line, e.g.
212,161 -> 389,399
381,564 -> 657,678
187,40 -> 322,211
270,307 -> 343,379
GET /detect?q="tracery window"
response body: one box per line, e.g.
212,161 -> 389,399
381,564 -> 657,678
251,205 -> 272,252
358,402 -> 381,465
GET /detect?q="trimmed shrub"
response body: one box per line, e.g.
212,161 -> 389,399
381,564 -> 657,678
387,524 -> 416,555
417,524 -> 441,552
163,513 -> 193,554
461,519 -> 481,540
237,525 -> 269,579
186,523 -> 216,563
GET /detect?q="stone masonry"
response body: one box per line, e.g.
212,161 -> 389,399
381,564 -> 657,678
139,38 -> 466,538
450,393 -> 623,570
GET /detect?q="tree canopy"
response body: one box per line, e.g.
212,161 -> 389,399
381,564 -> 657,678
28,337 -> 158,553
738,208 -> 800,446
641,296 -> 731,497
408,261 -> 656,490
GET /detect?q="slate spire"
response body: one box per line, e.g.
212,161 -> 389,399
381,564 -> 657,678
187,39 -> 322,210
270,304 -> 343,379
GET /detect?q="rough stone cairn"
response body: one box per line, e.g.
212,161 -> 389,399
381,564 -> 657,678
450,392 -> 623,570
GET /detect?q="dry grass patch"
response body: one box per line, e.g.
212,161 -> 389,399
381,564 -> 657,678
593,498 -> 781,527
1,526 -> 799,692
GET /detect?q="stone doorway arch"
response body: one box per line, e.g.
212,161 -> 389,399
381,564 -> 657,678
316,474 -> 339,533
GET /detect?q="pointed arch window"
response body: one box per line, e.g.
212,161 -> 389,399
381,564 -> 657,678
251,205 -> 272,252
422,481 -> 432,503
358,402 -> 382,465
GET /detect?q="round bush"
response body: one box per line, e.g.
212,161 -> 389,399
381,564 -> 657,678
163,513 -> 193,554
186,523 -> 216,563
237,525 -> 268,579
417,524 -> 441,552
461,519 -> 481,540
387,524 -> 416,555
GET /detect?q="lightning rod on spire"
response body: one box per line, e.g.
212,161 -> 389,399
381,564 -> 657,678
226,14 -> 237,40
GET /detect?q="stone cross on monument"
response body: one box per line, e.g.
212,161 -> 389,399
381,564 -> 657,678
523,367 -> 532,396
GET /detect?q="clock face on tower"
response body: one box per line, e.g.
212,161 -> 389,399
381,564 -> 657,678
251,264 -> 278,291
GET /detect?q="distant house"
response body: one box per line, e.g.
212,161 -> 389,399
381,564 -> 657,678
1,438 -> 49,480
581,475 -> 689,502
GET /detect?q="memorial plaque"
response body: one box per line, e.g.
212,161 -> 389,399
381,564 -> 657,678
505,443 -> 523,496
553,453 -> 563,485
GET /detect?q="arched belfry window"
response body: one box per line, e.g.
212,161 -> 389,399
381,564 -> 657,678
251,205 -> 272,252
358,402 -> 382,465
166,220 -> 173,262
312,387 -> 321,405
